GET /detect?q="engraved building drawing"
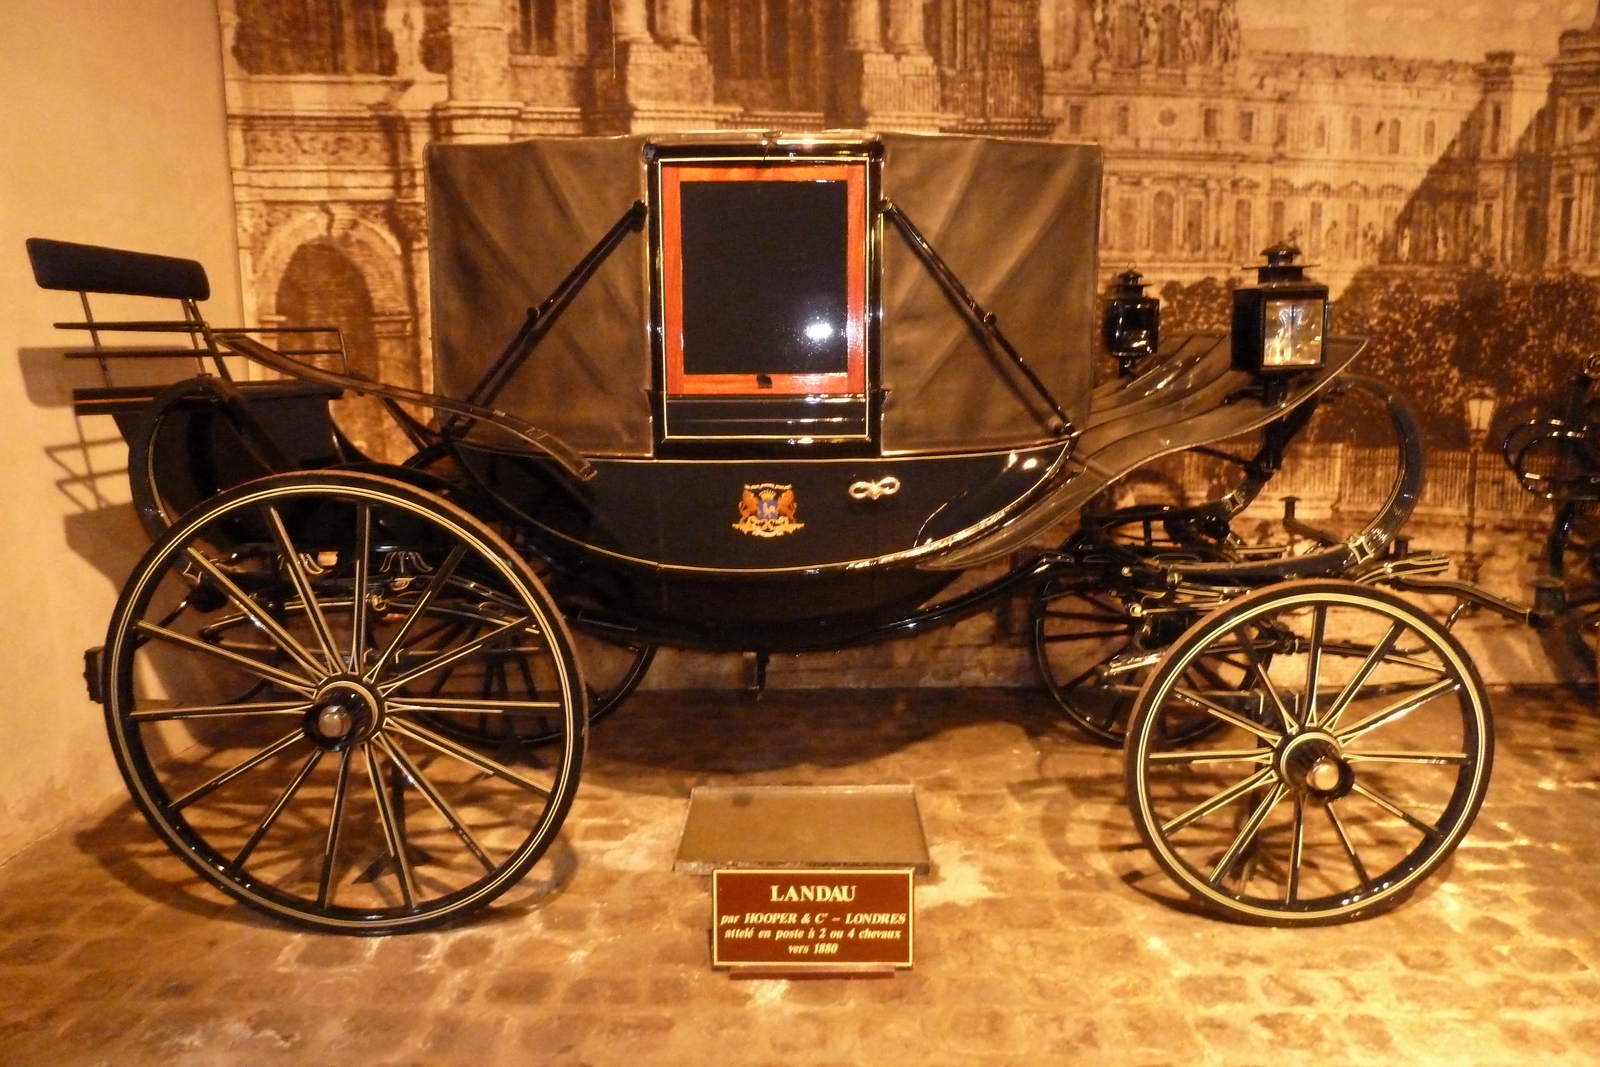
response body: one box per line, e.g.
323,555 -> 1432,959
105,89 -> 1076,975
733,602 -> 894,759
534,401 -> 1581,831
214,1 -> 1600,448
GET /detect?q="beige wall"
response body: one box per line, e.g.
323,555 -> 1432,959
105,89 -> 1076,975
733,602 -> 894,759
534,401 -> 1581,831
0,0 -> 240,862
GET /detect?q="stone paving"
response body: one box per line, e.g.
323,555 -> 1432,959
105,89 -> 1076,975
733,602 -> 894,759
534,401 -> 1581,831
1,684 -> 1599,1066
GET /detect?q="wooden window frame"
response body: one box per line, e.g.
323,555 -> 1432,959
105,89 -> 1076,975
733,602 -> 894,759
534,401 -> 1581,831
658,161 -> 869,398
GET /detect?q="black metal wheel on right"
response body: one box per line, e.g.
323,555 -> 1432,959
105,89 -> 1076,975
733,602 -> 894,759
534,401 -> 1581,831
1125,580 -> 1492,925
1546,499 -> 1600,680
101,471 -> 586,934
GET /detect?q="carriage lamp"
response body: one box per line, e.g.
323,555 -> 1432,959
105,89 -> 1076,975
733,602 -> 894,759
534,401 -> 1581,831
1103,269 -> 1161,377
1232,244 -> 1329,384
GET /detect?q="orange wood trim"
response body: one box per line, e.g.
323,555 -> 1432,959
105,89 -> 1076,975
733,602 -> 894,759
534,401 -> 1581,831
661,161 -> 868,398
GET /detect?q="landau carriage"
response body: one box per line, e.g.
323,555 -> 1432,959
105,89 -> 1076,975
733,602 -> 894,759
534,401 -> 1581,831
29,130 -> 1498,934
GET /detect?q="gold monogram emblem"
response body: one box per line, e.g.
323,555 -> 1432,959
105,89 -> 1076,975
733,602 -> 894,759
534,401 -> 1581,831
733,484 -> 804,538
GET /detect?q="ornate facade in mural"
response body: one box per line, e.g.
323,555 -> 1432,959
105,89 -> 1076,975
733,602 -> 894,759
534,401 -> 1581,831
215,0 -> 1600,428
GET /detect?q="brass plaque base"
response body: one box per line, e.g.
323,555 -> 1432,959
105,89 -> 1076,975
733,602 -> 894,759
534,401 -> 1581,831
675,784 -> 930,875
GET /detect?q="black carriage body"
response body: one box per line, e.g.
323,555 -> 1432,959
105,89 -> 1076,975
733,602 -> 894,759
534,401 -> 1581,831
427,133 -> 1101,647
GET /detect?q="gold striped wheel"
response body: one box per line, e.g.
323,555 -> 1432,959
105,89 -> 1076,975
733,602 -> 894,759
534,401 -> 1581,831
101,472 -> 585,934
1124,580 -> 1492,925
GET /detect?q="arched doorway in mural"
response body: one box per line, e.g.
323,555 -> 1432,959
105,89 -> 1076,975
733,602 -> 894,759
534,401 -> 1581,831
274,241 -> 398,460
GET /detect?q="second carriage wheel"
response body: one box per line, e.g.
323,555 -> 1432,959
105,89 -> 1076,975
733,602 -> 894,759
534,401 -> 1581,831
101,471 -> 586,935
1031,578 -> 1146,745
413,627 -> 655,749
1546,499 -> 1600,681
1125,580 -> 1492,925
400,443 -> 656,744
1031,576 -> 1224,748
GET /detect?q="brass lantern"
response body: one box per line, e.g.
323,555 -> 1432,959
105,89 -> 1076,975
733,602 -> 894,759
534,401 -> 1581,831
1103,269 -> 1161,377
1231,244 -> 1329,379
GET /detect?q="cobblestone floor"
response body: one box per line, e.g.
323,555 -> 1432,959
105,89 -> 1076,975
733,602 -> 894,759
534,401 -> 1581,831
1,685 -> 1599,1066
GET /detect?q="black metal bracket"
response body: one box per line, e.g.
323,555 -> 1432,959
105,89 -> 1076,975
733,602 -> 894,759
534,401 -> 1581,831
880,200 -> 1075,439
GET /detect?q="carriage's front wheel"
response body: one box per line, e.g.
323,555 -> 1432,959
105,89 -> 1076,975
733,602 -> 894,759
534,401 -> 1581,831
102,471 -> 586,935
1125,580 -> 1492,925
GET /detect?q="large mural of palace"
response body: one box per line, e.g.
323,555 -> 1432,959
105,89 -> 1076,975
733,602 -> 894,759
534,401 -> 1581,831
216,0 -> 1600,461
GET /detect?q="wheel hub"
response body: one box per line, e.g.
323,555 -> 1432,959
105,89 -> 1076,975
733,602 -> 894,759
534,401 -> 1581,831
305,676 -> 385,750
1278,731 -> 1355,800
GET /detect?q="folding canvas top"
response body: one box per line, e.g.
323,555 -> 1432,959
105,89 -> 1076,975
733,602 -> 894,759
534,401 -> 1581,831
426,131 -> 1101,458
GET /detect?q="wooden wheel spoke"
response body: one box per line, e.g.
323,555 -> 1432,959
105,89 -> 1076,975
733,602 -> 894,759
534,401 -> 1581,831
365,745 -> 417,911
1319,622 -> 1405,732
350,503 -> 371,671
317,748 -> 354,909
1344,750 -> 1469,765
182,548 -> 326,679
1169,686 -> 1281,742
1233,625 -> 1297,734
1044,628 -> 1130,642
172,730 -> 304,812
1161,765 -> 1276,836
1349,780 -> 1441,839
1304,605 -> 1327,727
226,748 -> 324,875
130,699 -> 309,723
419,622 -> 475,697
1207,783 -> 1287,888
388,720 -> 554,799
1287,795 -> 1306,904
379,616 -> 536,694
1334,678 -> 1461,744
134,621 -> 316,696
1058,661 -> 1111,691
389,697 -> 566,714
367,544 -> 469,683
1145,747 -> 1273,765
264,505 -> 343,671
1325,800 -> 1374,890
1319,642 -> 1447,675
376,736 -> 496,873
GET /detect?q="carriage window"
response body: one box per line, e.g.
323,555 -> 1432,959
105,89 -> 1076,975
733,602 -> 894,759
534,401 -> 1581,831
679,179 -> 850,377
658,161 -> 868,398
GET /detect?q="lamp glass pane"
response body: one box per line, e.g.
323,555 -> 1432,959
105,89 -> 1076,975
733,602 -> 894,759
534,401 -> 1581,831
1261,297 -> 1326,368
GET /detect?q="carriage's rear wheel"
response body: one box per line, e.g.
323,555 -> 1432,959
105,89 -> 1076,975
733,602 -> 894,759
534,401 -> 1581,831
1125,580 -> 1492,925
102,471 -> 585,934
1031,577 -> 1225,748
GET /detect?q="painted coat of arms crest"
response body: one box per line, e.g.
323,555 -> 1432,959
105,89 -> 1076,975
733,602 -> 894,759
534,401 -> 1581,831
734,483 -> 804,537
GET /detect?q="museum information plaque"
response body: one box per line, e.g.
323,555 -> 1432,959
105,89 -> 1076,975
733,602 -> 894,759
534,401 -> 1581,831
712,868 -> 913,970
676,784 -> 930,875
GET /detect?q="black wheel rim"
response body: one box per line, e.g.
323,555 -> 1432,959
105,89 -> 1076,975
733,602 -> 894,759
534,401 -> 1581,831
1125,581 -> 1492,925
103,472 -> 586,934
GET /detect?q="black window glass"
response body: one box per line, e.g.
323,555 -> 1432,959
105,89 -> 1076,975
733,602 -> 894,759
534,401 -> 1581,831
679,178 -> 850,377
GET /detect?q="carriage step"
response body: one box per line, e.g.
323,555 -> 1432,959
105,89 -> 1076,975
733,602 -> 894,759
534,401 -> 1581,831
83,647 -> 105,704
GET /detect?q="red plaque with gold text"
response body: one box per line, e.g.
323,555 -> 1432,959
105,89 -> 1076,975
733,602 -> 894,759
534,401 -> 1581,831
712,868 -> 913,970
